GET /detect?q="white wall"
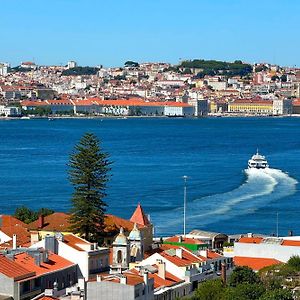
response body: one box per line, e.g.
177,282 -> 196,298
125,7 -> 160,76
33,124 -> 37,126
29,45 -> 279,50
234,242 -> 300,262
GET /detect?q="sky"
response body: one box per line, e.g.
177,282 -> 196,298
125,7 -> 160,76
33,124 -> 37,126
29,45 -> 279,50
1,0 -> 300,67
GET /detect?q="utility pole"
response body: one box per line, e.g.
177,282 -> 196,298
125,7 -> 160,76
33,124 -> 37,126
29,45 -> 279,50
183,175 -> 188,237
276,212 -> 279,237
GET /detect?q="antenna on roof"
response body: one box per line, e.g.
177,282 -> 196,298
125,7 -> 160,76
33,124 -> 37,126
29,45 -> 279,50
182,175 -> 188,237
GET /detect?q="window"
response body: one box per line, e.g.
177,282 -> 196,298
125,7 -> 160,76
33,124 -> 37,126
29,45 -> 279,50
117,250 -> 122,263
34,277 -> 41,288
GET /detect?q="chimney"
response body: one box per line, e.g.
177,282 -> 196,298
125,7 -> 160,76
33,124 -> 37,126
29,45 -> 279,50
45,234 -> 58,254
38,215 -> 44,229
221,262 -> 227,285
157,260 -> 166,280
96,274 -> 102,282
176,248 -> 183,259
12,234 -> 17,250
120,275 -> 127,285
178,235 -> 183,243
288,230 -> 293,237
199,249 -> 208,258
143,271 -> 149,286
31,231 -> 39,245
34,253 -> 41,266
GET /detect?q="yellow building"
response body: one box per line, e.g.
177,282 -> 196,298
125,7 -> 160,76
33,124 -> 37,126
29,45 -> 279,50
228,99 -> 273,115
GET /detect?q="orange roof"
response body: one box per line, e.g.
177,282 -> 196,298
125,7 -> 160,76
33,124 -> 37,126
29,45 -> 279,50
0,254 -> 35,281
14,252 -> 75,278
130,203 -> 150,226
238,237 -> 263,244
130,267 -> 183,289
27,212 -> 138,234
104,214 -> 136,232
0,215 -> 30,247
27,212 -> 71,232
165,236 -> 205,245
21,100 -> 48,107
63,234 -> 91,251
160,247 -> 202,267
206,250 -> 222,259
281,240 -> 300,247
234,256 -> 282,271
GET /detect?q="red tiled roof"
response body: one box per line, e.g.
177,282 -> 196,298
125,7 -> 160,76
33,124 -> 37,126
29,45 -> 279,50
0,254 -> 35,281
27,212 -> 139,234
160,247 -> 203,267
130,267 -> 183,289
0,215 -> 30,247
234,256 -> 282,271
281,240 -> 300,247
27,212 -> 71,231
14,252 -> 75,278
63,234 -> 91,251
130,203 -> 150,226
238,237 -> 263,244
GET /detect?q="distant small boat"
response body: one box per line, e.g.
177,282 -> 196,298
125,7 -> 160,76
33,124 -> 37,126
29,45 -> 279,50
248,150 -> 269,169
48,118 -> 54,121
21,116 -> 31,120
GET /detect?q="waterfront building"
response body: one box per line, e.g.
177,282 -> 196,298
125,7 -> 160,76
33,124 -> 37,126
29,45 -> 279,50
0,106 -> 21,117
272,99 -> 293,115
228,99 -> 273,115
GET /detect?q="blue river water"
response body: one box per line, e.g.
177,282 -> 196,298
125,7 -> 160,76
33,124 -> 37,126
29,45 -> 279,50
0,117 -> 300,237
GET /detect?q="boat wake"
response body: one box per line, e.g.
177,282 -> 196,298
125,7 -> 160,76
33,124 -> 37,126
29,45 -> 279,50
155,168 -> 297,233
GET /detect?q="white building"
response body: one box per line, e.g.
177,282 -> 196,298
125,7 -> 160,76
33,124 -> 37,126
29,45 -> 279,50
31,233 -> 110,280
0,64 -> 8,76
273,99 -> 293,115
234,235 -> 300,263
0,106 -> 21,117
67,60 -> 77,69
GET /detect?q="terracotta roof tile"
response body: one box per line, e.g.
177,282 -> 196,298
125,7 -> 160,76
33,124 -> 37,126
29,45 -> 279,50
281,240 -> 300,246
63,234 -> 92,251
238,237 -> 263,244
14,252 -> 75,278
234,256 -> 282,271
0,254 -> 35,281
130,204 -> 150,226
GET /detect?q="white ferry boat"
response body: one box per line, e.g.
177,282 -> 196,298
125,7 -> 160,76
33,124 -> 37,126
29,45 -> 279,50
248,150 -> 269,169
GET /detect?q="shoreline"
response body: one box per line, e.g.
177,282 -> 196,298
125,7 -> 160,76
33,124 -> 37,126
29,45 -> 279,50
0,114 -> 300,120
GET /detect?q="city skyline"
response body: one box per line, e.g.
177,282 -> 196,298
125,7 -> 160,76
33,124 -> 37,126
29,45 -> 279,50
1,0 -> 300,67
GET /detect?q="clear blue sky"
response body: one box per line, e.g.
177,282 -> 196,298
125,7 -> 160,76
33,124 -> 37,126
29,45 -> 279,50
1,0 -> 299,67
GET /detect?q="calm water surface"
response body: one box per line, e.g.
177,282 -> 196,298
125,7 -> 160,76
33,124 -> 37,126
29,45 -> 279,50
0,117 -> 300,236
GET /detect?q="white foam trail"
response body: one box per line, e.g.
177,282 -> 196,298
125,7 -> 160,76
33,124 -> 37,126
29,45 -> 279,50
155,168 -> 297,232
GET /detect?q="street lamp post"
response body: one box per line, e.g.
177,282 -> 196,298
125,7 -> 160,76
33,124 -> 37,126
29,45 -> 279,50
183,175 -> 188,237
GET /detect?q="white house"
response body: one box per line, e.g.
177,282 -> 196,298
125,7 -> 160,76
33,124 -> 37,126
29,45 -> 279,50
30,233 -> 110,280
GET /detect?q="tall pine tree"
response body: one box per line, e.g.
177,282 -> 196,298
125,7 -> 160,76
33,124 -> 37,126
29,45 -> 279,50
68,133 -> 111,242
